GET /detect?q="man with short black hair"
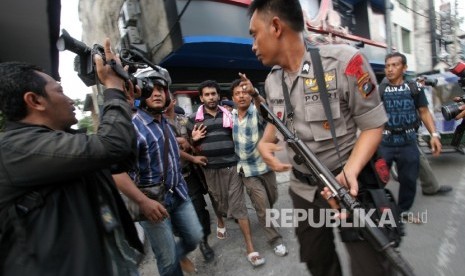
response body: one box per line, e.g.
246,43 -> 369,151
113,67 -> 203,275
0,39 -> 143,275
230,77 -> 288,257
186,80 -> 265,267
380,52 -> 442,220
248,0 -> 392,275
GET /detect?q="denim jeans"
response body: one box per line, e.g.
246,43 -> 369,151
140,195 -> 203,276
379,143 -> 420,212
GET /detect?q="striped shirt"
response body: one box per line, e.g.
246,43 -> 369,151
130,108 -> 188,201
232,104 -> 270,177
187,107 -> 238,169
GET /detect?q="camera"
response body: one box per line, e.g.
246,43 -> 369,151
441,62 -> 465,121
57,29 -> 164,89
57,29 -> 106,86
416,76 -> 437,87
57,29 -> 170,108
441,95 -> 465,121
440,61 -> 465,147
424,78 -> 438,87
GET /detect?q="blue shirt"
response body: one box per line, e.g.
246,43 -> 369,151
131,108 -> 188,202
232,104 -> 270,177
381,82 -> 428,146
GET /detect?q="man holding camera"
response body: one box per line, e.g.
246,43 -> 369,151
0,39 -> 143,275
379,52 -> 442,222
112,67 -> 203,276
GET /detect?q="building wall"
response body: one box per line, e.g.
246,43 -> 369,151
390,0 -> 416,72
412,0 -> 433,73
79,0 -> 123,47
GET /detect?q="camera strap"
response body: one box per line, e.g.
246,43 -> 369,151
108,59 -> 130,82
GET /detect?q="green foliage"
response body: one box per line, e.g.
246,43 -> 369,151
77,116 -> 95,134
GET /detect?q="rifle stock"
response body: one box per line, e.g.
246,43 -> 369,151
259,102 -> 415,276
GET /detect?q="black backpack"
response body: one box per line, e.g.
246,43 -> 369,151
339,155 -> 405,247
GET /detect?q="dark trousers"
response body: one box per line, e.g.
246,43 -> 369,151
290,188 -> 397,276
289,188 -> 342,276
378,143 -> 419,212
185,171 -> 211,240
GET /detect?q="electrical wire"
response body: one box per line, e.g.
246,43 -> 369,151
397,0 -> 429,18
150,0 -> 192,56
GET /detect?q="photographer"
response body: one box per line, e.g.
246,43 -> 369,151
415,77 -> 452,196
448,97 -> 465,120
0,39 -> 143,275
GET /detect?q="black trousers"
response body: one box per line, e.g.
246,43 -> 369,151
290,187 -> 398,276
289,188 -> 342,276
185,171 -> 211,239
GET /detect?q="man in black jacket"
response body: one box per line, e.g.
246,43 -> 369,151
0,38 -> 143,276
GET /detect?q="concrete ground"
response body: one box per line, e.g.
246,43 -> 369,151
136,149 -> 465,276
137,171 -> 351,276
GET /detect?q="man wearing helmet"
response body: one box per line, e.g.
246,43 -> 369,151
113,67 -> 203,275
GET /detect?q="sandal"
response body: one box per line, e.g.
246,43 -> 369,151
247,252 -> 265,267
179,256 -> 197,273
217,225 -> 227,239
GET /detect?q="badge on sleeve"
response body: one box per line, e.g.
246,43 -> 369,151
357,73 -> 375,98
345,54 -> 364,79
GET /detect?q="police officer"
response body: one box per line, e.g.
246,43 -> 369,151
247,1 -> 393,275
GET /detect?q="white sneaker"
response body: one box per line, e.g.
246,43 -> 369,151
273,244 -> 288,257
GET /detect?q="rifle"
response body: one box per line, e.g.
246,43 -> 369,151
259,102 -> 415,276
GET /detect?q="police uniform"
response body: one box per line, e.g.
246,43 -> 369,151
264,44 -> 392,276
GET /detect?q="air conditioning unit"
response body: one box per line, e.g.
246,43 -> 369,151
126,26 -> 142,44
120,29 -> 148,55
120,0 -> 141,27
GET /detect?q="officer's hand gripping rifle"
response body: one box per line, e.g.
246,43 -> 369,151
259,102 -> 415,276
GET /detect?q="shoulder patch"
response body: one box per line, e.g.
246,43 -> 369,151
345,54 -> 364,79
357,72 -> 375,98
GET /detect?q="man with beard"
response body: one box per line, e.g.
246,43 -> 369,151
186,80 -> 265,267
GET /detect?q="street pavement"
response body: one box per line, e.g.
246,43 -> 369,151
137,149 -> 465,276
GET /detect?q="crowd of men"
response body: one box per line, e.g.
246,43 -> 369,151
1,0 -> 463,276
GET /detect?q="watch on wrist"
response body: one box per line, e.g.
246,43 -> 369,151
431,132 -> 441,139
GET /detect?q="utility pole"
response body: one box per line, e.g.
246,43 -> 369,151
428,0 -> 438,66
452,0 -> 459,64
385,0 -> 392,53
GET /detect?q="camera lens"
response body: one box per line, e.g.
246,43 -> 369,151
424,78 -> 437,87
441,102 -> 464,121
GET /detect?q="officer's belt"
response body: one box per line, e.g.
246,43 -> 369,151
292,167 -> 343,186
